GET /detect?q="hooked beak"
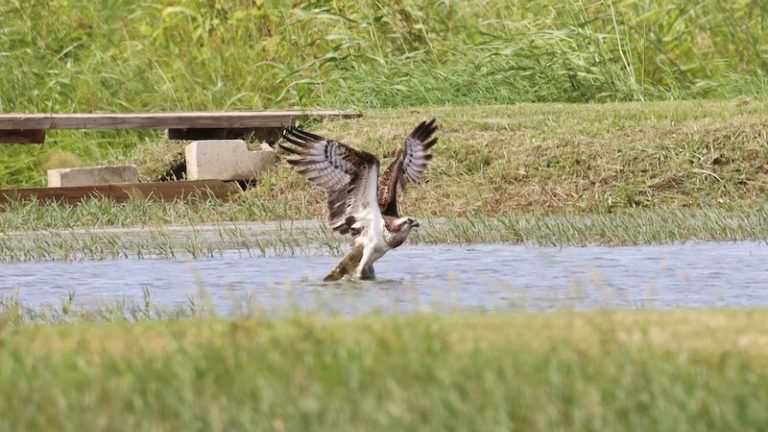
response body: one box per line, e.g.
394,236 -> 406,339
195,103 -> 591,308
411,220 -> 420,228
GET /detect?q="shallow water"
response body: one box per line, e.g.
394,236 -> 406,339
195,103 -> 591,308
2,242 -> 768,316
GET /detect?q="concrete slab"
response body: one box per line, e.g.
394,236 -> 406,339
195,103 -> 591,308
47,165 -> 139,187
185,139 -> 278,181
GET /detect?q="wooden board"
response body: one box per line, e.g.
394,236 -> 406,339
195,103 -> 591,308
0,129 -> 45,144
0,110 -> 361,130
166,127 -> 283,143
0,180 -> 243,205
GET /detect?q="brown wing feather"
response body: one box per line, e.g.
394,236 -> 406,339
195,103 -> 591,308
378,119 -> 438,217
281,126 -> 379,235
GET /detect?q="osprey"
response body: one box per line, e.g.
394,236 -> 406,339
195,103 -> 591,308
280,119 -> 438,281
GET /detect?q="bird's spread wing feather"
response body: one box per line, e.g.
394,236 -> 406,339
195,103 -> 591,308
378,119 -> 438,217
281,127 -> 383,236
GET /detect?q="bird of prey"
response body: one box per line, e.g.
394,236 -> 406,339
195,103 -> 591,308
280,119 -> 438,281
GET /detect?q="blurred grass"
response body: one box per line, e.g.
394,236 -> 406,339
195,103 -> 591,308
1,309 -> 768,430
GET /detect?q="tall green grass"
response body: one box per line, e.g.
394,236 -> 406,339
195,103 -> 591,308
3,0 -> 767,113
0,310 -> 767,430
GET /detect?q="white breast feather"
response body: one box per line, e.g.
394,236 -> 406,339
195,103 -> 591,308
351,165 -> 390,270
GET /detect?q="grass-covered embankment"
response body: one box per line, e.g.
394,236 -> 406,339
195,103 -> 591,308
5,101 -> 768,208
242,100 -> 768,216
1,310 -> 767,430
2,100 -> 768,230
2,100 -> 768,258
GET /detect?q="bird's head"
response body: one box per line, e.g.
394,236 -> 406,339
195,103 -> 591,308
405,217 -> 420,229
386,216 -> 421,234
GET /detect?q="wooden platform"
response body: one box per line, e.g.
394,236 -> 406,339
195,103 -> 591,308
0,109 -> 361,144
0,109 -> 361,204
0,180 -> 243,204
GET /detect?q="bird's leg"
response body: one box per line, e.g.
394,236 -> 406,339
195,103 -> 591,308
323,245 -> 364,282
355,245 -> 375,279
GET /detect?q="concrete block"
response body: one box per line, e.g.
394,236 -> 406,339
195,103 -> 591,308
184,140 -> 278,181
47,165 -> 139,187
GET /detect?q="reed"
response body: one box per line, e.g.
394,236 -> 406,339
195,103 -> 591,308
1,206 -> 767,262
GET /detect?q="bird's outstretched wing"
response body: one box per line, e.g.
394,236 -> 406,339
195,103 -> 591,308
281,126 -> 383,236
378,119 -> 439,217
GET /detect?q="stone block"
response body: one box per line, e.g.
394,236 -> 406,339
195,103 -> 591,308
184,139 -> 278,181
47,165 -> 139,187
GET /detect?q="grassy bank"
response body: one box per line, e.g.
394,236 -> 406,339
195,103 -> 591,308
0,310 -> 767,430
216,100 -> 768,216
2,100 -> 768,218
2,101 -> 768,258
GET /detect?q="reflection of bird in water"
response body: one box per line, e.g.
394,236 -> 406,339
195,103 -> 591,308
280,119 -> 439,281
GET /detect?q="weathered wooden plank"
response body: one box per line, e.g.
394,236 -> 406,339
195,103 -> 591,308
0,129 -> 45,144
0,180 -> 243,205
167,127 -> 282,143
0,110 -> 361,130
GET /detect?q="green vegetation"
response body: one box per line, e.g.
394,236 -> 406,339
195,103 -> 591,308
2,1 -> 768,186
0,310 -> 766,430
4,3 -> 766,429
2,100 -> 767,214
0,101 -> 766,259
199,100 -> 768,216
2,206 -> 768,261
3,1 -> 767,113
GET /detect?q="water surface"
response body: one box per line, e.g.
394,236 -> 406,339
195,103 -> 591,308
2,242 -> 767,315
